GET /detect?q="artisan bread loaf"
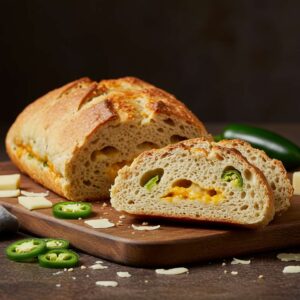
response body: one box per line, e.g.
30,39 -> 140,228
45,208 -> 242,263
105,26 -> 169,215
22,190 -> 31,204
218,139 -> 293,214
110,138 -> 275,228
6,77 -> 208,201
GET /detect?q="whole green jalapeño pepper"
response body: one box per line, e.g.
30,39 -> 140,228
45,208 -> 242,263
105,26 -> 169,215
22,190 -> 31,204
38,249 -> 79,269
215,124 -> 300,170
221,169 -> 243,188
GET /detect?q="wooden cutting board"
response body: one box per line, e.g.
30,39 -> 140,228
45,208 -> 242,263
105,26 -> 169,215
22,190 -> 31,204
1,161 -> 300,267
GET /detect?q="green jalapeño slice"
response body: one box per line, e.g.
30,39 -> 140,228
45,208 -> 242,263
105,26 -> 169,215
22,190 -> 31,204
221,169 -> 243,188
6,238 -> 46,262
38,249 -> 79,269
52,202 -> 92,219
144,175 -> 160,191
43,238 -> 69,250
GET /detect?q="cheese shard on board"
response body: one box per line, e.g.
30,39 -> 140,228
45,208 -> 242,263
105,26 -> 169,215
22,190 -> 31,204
293,172 -> 300,195
231,258 -> 251,265
117,271 -> 131,278
0,174 -> 20,190
155,267 -> 188,275
0,190 -> 20,198
21,190 -> 49,197
84,219 -> 115,229
18,196 -> 52,210
277,253 -> 300,262
95,281 -> 118,287
131,224 -> 160,231
282,266 -> 300,274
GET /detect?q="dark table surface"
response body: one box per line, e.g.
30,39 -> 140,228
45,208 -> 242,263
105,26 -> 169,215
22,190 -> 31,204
1,123 -> 300,300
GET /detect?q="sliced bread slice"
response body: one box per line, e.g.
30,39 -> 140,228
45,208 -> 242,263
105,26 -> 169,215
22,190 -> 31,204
218,139 -> 293,214
110,139 -> 275,228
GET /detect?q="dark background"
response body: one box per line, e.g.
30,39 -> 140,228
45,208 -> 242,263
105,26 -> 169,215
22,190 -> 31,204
1,0 -> 300,131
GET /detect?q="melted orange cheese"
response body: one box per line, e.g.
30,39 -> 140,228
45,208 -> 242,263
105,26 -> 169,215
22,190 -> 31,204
15,144 -> 59,177
106,160 -> 129,181
162,183 -> 223,204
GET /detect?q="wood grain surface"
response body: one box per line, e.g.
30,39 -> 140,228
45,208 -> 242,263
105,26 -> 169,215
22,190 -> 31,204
1,161 -> 300,268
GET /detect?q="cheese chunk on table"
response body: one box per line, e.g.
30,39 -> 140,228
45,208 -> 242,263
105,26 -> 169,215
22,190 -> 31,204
0,174 -> 20,190
292,172 -> 300,195
0,190 -> 20,197
18,196 -> 52,210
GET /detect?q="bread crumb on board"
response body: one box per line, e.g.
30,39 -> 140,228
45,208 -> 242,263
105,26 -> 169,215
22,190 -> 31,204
155,268 -> 188,275
231,271 -> 238,275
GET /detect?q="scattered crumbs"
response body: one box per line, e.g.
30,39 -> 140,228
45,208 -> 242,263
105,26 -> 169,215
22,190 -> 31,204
258,275 -> 264,279
231,258 -> 251,265
80,266 -> 87,270
78,217 -> 82,220
132,224 -> 160,231
86,275 -> 90,278
103,212 -> 109,215
68,268 -> 74,272
95,260 -> 103,264
72,277 -> 76,280
222,262 -> 226,267
155,268 -> 188,275
144,280 -> 149,283
117,271 -> 131,278
84,218 -> 115,229
53,271 -> 63,276
56,284 -> 61,288
116,221 -> 123,226
102,202 -> 108,207
224,270 -> 228,274
119,215 -> 126,219
231,271 -> 238,276
142,222 -> 149,226
95,281 -> 118,287
89,264 -> 108,270
283,266 -> 300,274
277,253 -> 300,262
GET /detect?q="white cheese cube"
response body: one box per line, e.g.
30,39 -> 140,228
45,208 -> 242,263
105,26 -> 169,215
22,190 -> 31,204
0,174 -> 20,190
292,172 -> 300,195
18,196 -> 52,210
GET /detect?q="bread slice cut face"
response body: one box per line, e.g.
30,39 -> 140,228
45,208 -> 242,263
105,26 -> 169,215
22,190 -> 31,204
111,139 -> 275,228
218,139 -> 293,214
6,77 -> 208,201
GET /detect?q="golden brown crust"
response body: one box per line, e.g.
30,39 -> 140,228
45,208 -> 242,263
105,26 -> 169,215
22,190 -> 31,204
6,77 -> 207,199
